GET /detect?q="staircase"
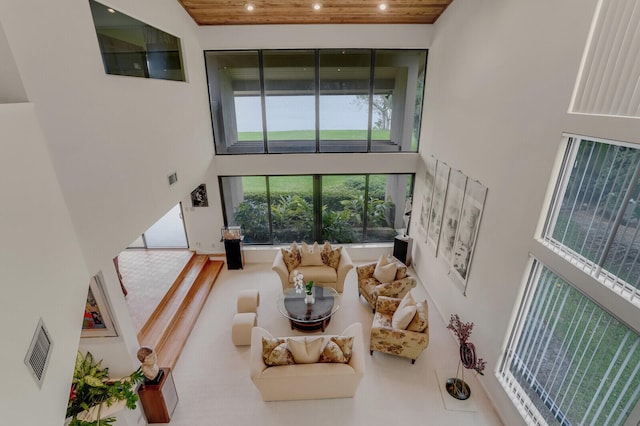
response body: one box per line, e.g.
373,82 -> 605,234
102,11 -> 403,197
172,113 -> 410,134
137,254 -> 224,369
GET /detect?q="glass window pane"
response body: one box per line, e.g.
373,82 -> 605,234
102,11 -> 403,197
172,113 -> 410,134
263,50 -> 316,153
319,50 -> 371,152
269,176 -> 313,244
89,0 -> 185,81
371,50 -> 425,152
545,138 -> 640,301
500,262 -> 640,425
221,176 -> 270,244
205,51 -> 264,154
321,175 -> 365,243
143,204 -> 188,248
365,174 -> 409,242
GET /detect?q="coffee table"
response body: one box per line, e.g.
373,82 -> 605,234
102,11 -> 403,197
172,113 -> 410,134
277,286 -> 340,332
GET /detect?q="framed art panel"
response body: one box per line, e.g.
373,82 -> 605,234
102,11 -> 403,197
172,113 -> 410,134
81,274 -> 118,338
418,156 -> 437,238
427,161 -> 450,252
191,184 -> 209,207
438,169 -> 467,264
452,179 -> 488,290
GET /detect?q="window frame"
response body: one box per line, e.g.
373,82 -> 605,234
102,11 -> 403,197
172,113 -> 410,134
205,49 -> 427,155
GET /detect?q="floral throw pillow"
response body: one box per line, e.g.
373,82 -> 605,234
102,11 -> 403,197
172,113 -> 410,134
262,337 -> 295,366
281,242 -> 301,272
321,241 -> 342,269
407,300 -> 429,332
319,336 -> 354,363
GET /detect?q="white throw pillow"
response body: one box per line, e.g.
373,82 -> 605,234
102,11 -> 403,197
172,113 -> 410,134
392,292 -> 417,329
300,242 -> 324,266
373,254 -> 397,283
287,337 -> 325,364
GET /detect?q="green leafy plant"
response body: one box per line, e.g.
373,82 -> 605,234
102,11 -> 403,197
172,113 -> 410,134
67,351 -> 145,426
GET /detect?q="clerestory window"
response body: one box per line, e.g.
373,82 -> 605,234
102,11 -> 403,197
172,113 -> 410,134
205,49 -> 427,154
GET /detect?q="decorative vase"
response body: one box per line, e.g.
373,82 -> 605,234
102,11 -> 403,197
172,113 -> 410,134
305,293 -> 315,304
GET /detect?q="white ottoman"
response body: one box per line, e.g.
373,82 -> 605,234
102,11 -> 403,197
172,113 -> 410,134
237,289 -> 260,313
232,312 -> 257,346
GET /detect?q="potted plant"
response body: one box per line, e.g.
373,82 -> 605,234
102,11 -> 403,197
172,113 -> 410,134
293,270 -> 315,304
66,351 -> 145,426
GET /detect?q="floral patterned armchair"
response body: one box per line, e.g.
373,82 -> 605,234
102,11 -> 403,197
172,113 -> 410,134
370,296 -> 429,364
356,259 -> 416,312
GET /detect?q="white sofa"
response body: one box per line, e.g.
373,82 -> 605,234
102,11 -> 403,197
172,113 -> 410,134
249,323 -> 365,401
272,247 -> 353,293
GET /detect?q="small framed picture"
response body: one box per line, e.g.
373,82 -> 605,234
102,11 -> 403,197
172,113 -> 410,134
81,275 -> 118,338
191,184 -> 209,207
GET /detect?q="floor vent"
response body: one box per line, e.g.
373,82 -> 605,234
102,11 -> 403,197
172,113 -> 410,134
24,318 -> 53,388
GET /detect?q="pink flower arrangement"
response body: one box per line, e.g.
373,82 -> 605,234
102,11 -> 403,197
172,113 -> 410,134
447,314 -> 486,375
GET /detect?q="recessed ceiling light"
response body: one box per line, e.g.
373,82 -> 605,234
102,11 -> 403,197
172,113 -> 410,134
245,3 -> 255,11
378,3 -> 387,11
312,3 -> 322,10
107,8 -> 115,13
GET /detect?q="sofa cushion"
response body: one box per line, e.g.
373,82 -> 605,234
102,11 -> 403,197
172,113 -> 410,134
281,242 -> 301,272
373,254 -> 398,283
392,292 -> 417,329
319,336 -> 354,363
394,262 -> 408,280
300,242 -> 324,266
262,337 -> 295,366
287,337 -> 324,364
321,241 -> 342,269
407,300 -> 428,332
294,265 -> 337,283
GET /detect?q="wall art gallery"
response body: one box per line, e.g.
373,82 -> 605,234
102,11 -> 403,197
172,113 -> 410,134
419,156 -> 487,294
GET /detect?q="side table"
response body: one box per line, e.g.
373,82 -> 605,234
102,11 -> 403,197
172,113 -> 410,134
138,367 -> 179,423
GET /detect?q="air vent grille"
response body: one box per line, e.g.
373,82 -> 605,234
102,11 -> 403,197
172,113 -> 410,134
168,172 -> 178,186
24,318 -> 53,387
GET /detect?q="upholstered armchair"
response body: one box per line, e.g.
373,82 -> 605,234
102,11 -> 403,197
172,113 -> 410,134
370,295 -> 429,364
356,257 -> 416,312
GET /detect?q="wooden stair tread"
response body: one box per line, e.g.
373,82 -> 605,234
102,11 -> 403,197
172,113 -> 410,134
137,254 -> 208,349
156,260 -> 224,369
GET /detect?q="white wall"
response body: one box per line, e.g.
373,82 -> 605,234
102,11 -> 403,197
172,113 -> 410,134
0,0 -> 214,274
0,104 -> 89,425
412,0 -> 600,424
0,1 -> 212,423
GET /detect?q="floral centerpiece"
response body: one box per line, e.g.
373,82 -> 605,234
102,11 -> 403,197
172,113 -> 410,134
293,270 -> 315,304
445,314 -> 486,400
66,351 -> 145,426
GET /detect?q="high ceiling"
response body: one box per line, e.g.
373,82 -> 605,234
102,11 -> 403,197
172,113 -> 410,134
177,0 -> 454,26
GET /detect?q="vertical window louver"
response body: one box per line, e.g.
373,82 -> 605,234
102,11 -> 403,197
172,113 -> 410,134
572,0 -> 640,117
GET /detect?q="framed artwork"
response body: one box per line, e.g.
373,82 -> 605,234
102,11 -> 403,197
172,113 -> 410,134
191,184 -> 209,207
452,179 -> 488,289
438,170 -> 467,264
81,275 -> 118,338
427,161 -> 450,252
418,156 -> 437,238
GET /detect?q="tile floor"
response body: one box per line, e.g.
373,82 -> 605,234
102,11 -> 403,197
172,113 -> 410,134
117,249 -> 193,332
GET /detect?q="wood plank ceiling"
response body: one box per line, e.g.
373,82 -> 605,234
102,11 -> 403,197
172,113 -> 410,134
177,0 -> 454,26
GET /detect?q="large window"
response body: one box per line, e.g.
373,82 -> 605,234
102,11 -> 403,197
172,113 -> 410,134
500,135 -> 640,425
89,0 -> 185,81
500,262 -> 640,426
544,136 -> 640,306
205,49 -> 427,154
219,174 -> 413,244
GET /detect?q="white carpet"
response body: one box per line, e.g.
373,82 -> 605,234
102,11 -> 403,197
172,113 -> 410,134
161,262 -> 502,426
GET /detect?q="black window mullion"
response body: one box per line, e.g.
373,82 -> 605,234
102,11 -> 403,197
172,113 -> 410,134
258,51 -> 268,153
313,175 -> 323,241
363,175 -> 370,241
367,50 -> 375,152
315,49 -> 320,153
266,176 -> 274,244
